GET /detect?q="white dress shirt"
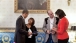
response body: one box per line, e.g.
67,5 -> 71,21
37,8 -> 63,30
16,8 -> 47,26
49,17 -> 54,30
22,15 -> 25,19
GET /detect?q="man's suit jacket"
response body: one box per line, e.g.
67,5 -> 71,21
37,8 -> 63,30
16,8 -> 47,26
42,17 -> 59,42
14,16 -> 28,43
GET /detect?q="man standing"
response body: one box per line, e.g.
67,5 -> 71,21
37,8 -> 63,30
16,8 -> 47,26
42,10 -> 59,43
14,10 -> 32,43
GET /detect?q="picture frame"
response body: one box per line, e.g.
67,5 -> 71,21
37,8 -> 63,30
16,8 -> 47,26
14,0 -> 50,13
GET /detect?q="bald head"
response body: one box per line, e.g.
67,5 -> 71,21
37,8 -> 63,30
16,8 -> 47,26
47,10 -> 53,14
47,10 -> 54,18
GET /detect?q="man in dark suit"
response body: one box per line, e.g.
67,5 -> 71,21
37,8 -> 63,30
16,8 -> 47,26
14,10 -> 32,43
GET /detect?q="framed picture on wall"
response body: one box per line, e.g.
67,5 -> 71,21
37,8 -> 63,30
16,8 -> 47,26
14,0 -> 50,13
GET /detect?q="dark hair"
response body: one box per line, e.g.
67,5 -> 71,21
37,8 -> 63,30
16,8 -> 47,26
55,9 -> 66,19
29,18 -> 35,26
22,10 -> 28,14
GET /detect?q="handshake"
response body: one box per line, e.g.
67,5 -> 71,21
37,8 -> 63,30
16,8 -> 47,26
46,27 -> 57,34
28,32 -> 32,36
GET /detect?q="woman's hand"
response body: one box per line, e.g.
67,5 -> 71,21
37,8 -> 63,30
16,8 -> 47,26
51,27 -> 57,32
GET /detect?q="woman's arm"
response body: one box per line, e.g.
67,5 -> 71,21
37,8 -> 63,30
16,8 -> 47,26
32,26 -> 38,36
52,19 -> 66,35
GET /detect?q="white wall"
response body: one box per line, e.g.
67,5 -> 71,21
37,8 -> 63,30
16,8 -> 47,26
0,0 -> 76,28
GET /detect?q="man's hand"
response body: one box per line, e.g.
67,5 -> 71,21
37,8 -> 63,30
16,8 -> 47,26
46,30 -> 51,34
28,32 -> 32,36
51,30 -> 56,34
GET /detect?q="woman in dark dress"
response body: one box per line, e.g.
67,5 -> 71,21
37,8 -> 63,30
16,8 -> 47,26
26,18 -> 38,43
